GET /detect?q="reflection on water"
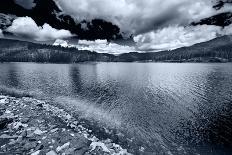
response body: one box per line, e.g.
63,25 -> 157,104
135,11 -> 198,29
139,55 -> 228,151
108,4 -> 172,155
0,62 -> 232,154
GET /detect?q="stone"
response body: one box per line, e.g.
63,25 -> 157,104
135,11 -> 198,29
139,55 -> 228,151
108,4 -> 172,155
50,128 -> 58,133
34,129 -> 46,135
46,150 -> 57,155
0,118 -> 13,130
31,150 -> 41,155
21,118 -> 30,123
23,142 -> 37,151
56,142 -> 70,152
36,103 -> 43,108
0,134 -> 18,139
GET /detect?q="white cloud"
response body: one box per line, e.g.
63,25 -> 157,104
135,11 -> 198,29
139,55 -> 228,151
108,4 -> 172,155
55,0 -> 220,35
134,25 -> 223,51
7,17 -> 73,41
0,29 -> 3,38
53,39 -> 135,55
53,39 -> 78,48
77,40 -> 135,55
221,24 -> 232,35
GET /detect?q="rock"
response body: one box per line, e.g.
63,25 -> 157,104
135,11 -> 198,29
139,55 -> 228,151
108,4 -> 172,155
12,122 -> 28,130
46,150 -> 57,155
64,148 -> 76,155
0,134 -> 18,139
70,133 -> 75,137
31,150 -> 41,155
36,103 -> 43,108
4,110 -> 11,114
50,128 -> 58,133
0,118 -> 13,129
21,117 -> 30,123
0,98 -> 6,104
34,129 -> 47,135
56,142 -> 70,152
74,147 -> 89,155
90,142 -> 110,153
35,144 -> 44,150
23,142 -> 37,151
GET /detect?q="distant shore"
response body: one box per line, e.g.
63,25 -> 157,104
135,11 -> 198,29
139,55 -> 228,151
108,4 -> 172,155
0,95 -> 130,155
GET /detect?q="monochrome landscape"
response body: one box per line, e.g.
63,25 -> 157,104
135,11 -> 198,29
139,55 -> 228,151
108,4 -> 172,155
0,0 -> 232,155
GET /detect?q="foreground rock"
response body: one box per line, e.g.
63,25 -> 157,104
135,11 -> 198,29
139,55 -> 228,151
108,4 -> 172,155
0,95 -> 130,155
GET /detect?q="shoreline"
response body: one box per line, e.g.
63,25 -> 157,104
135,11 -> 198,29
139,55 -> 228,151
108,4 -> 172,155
0,95 -> 131,155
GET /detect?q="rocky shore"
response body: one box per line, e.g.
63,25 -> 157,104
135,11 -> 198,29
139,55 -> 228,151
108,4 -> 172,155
0,95 -> 130,155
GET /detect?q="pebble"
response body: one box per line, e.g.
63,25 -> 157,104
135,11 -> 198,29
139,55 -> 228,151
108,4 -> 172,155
0,96 -> 130,155
50,128 -> 58,133
46,150 -> 57,155
34,128 -> 46,135
31,150 -> 41,155
56,142 -> 70,152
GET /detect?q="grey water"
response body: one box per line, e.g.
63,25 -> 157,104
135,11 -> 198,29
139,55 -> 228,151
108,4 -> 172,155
0,62 -> 232,154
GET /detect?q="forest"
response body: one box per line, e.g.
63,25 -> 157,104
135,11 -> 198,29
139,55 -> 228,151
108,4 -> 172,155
0,35 -> 232,63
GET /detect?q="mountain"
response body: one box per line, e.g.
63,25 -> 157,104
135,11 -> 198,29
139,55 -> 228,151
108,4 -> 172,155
192,1 -> 232,27
116,35 -> 232,62
0,39 -> 116,62
192,12 -> 232,27
0,0 -> 122,40
213,0 -> 232,10
0,35 -> 232,63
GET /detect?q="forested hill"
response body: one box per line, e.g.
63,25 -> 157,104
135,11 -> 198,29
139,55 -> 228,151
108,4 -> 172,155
0,36 -> 232,63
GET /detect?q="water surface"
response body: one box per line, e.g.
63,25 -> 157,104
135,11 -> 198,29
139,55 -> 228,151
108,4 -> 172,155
0,62 -> 232,154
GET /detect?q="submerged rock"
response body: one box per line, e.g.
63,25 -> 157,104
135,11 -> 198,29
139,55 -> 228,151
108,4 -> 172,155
0,118 -> 13,129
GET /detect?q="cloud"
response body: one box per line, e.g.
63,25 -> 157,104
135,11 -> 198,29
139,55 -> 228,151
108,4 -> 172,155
7,17 -> 73,41
134,24 -> 232,51
53,39 -> 135,55
0,29 -> 3,38
134,25 -> 222,51
77,40 -> 135,55
14,0 -> 36,9
221,24 -> 232,35
55,0 -> 220,35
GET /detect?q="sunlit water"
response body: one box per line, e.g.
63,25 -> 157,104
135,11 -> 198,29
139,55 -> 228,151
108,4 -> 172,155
0,62 -> 232,154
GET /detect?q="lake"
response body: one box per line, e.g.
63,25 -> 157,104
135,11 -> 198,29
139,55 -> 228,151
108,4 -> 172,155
0,62 -> 232,154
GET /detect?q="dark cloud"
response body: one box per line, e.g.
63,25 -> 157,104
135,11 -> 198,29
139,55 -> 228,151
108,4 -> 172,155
14,0 -> 36,9
55,0 -> 217,35
1,0 -> 232,52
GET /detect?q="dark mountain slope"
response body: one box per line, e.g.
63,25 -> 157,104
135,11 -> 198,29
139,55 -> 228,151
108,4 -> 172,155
117,35 -> 232,62
0,39 -> 116,63
192,12 -> 232,27
193,0 -> 232,27
0,36 -> 232,63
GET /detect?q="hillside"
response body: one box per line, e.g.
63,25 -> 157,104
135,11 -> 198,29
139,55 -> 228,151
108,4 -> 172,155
0,39 -> 115,63
116,35 -> 232,62
0,36 -> 232,63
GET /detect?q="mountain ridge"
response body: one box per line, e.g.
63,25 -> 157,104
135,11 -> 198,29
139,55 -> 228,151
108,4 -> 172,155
0,35 -> 232,63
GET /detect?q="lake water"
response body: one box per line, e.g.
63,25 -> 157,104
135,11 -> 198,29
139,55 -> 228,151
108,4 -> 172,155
0,62 -> 232,154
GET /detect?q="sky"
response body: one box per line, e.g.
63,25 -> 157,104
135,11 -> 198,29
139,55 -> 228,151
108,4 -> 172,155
1,0 -> 232,54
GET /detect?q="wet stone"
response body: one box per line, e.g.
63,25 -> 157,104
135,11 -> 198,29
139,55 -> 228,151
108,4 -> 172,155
0,118 -> 13,130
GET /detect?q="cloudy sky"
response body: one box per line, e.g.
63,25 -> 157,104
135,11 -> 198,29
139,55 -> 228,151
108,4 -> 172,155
1,0 -> 232,54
